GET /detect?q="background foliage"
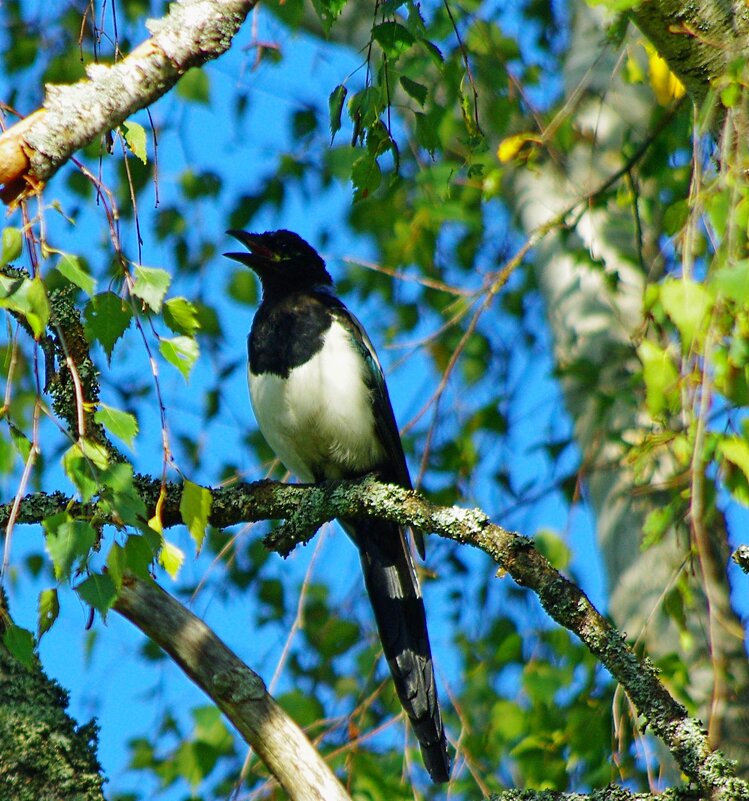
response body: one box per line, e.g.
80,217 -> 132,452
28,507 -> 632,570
0,0 -> 747,798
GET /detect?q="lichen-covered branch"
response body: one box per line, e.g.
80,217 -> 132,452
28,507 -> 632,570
0,0 -> 255,202
114,574 -> 352,801
488,787 -> 701,801
2,475 -> 747,800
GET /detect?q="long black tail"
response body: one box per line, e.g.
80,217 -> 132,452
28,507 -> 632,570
343,518 -> 450,783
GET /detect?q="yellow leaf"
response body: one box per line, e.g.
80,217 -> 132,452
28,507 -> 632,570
148,486 -> 166,534
159,539 -> 184,579
497,132 -> 539,164
647,46 -> 685,105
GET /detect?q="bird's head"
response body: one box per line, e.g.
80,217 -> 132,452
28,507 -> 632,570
225,229 -> 333,298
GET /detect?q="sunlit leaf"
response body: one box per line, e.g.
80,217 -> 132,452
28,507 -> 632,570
159,539 -> 185,579
132,265 -> 171,313
164,297 -> 200,336
498,132 -> 539,163
659,278 -> 713,351
56,252 -> 97,295
710,260 -> 749,304
62,439 -> 109,501
638,339 -> 680,418
646,45 -> 686,105
94,403 -> 139,449
177,67 -> 210,104
0,227 -> 22,267
123,120 -> 148,163
37,588 -> 60,638
180,480 -> 212,553
160,335 -> 199,379
44,513 -> 97,581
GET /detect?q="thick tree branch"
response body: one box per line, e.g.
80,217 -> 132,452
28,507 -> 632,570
0,0 -> 255,203
2,476 -> 747,800
489,788 -> 700,801
629,1 -> 749,108
113,574 -> 352,801
0,589 -> 105,801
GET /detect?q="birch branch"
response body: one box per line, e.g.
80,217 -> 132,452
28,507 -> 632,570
114,574 -> 353,801
0,0 -> 255,202
2,475 -> 747,800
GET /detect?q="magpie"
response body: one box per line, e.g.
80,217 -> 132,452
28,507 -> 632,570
225,229 -> 450,783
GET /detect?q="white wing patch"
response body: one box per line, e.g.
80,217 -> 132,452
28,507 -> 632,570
249,320 -> 386,480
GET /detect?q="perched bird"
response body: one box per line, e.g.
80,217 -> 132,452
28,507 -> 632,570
225,229 -> 450,783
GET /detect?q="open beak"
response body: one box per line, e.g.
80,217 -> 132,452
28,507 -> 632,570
224,230 -> 275,272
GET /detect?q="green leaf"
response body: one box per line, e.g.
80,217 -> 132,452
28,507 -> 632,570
125,533 -> 159,574
24,277 -> 50,338
3,625 -> 34,669
585,0 -> 645,10
710,260 -> 749,304
180,480 -> 212,553
489,699 -> 525,742
328,84 -> 347,139
192,706 -> 233,750
0,227 -> 22,267
9,423 -> 31,462
37,588 -> 60,638
62,439 -> 109,501
533,529 -> 571,570
308,616 -> 360,658
278,690 -> 326,729
351,154 -> 382,201
123,120 -> 148,164
44,513 -> 97,581
347,87 -> 382,132
659,278 -> 713,351
164,297 -> 200,336
180,168 -> 223,199
94,403 -> 139,449
372,21 -> 415,58
56,252 -> 96,295
132,266 -> 171,313
662,199 -> 689,235
106,542 -> 126,590
638,339 -> 680,418
84,292 -> 133,360
399,76 -> 428,106
76,572 -> 118,618
99,463 -> 148,528
159,335 -> 199,380
177,67 -> 210,104
642,504 -> 676,549
414,110 -> 441,156
227,269 -> 257,305
0,276 -> 50,338
707,189 -> 730,239
310,0 -> 346,33
107,534 -> 157,588
718,436 -> 749,481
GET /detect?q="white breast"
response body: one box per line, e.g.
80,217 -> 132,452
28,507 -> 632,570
249,320 -> 386,480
